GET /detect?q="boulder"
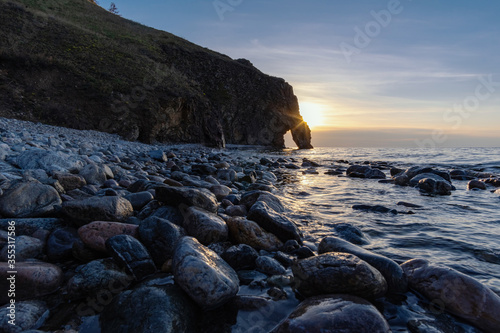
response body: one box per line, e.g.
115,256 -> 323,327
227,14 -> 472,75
62,196 -> 133,226
0,218 -> 63,235
105,235 -> 156,281
332,222 -> 368,245
292,252 -> 387,299
52,172 -> 86,191
0,181 -> 61,218
226,217 -> 283,251
271,294 -> 390,333
46,227 -> 79,262
221,244 -> 259,270
79,163 -> 109,185
409,172 -> 451,187
318,236 -> 407,293
225,204 -> 247,217
124,191 -> 154,210
247,201 -> 302,243
172,236 -> 239,309
346,165 -> 386,179
138,216 -> 185,266
255,256 -> 286,276
148,150 -> 168,162
0,301 -> 49,333
0,262 -> 63,304
416,178 -> 452,195
0,235 -> 43,261
15,149 -> 82,173
401,258 -> 500,333
181,206 -> 228,245
78,221 -> 139,252
148,205 -> 184,225
467,179 -> 487,190
240,191 -> 285,213
156,186 -> 218,213
210,185 -> 232,201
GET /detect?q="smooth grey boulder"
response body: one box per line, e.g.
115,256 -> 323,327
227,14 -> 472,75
105,235 -> 156,281
318,236 -> 407,293
181,206 -> 228,245
156,186 -> 218,213
346,165 -> 386,179
0,301 -> 49,333
255,256 -> 286,276
240,191 -> 285,213
247,201 -> 302,243
292,252 -> 387,299
79,163 -> 110,185
401,258 -> 500,333
138,216 -> 185,266
15,149 -> 82,173
62,196 -> 133,226
0,181 -> 61,218
271,294 -> 390,333
172,236 -> 239,309
100,284 -> 199,333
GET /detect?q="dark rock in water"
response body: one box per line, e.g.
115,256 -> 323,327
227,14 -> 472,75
292,252 -> 387,299
105,234 -> 156,281
397,201 -> 423,208
346,165 -> 386,179
226,217 -> 283,251
282,239 -> 300,253
332,222 -> 368,245
409,173 -> 451,187
100,284 -> 199,333
222,244 -> 259,270
247,201 -> 302,243
0,181 -> 61,218
270,294 -> 390,333
0,262 -> 63,304
124,191 -> 154,210
0,235 -> 43,261
46,227 -> 79,262
450,169 -> 475,181
390,167 -> 404,177
0,300 -> 49,333
467,179 -> 487,190
405,166 -> 452,183
67,258 -> 132,299
324,169 -> 342,175
401,258 -> 500,333
480,177 -> 500,187
156,186 -> 218,213
78,221 -> 139,252
240,190 -> 285,213
181,206 -> 228,245
62,196 -> 133,226
416,178 -> 452,195
352,204 -> 398,214
318,236 -> 407,294
172,236 -> 239,309
138,216 -> 185,266
255,256 -> 287,275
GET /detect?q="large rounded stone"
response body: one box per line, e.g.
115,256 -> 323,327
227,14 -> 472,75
0,301 -> 49,333
247,201 -> 302,243
210,185 -> 232,201
226,217 -> 283,251
221,244 -> 259,270
156,186 -> 218,213
0,235 -> 43,261
181,206 -> 228,245
62,196 -> 133,226
0,181 -> 61,218
271,294 -> 390,333
416,177 -> 452,195
256,256 -> 286,276
346,165 -> 386,179
53,172 -> 87,191
319,236 -> 407,293
78,221 -> 139,252
401,258 -> 500,333
124,191 -> 154,210
15,149 -> 82,173
240,191 -> 285,213
292,253 -> 387,299
138,216 -> 185,266
46,227 -> 79,262
172,236 -> 239,309
100,284 -> 199,333
467,179 -> 487,190
0,262 -> 63,304
79,163 -> 108,185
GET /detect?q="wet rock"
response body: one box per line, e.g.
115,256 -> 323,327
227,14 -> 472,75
79,163 -> 109,185
256,256 -> 286,275
409,173 -> 451,187
416,177 -> 452,196
332,222 -> 368,245
221,244 -> 259,270
148,205 -> 184,225
53,172 -> 86,191
46,227 -> 79,262
247,201 -> 302,243
78,221 -> 139,252
450,169 -> 475,181
0,181 -> 61,218
138,216 -> 185,266
62,196 -> 133,226
100,284 -> 199,333
292,252 -> 387,299
0,301 -> 49,333
15,149 -> 82,173
271,294 -> 390,333
292,246 -> 316,259
124,191 -> 154,210
240,190 -> 285,213
346,165 -> 386,179
0,262 -> 63,304
481,177 -> 500,187
66,258 -> 132,299
210,185 -> 232,201
172,236 -> 239,309
319,236 -> 407,293
352,204 -> 397,214
401,258 -> 500,333
0,235 -> 43,261
227,217 -> 283,251
156,186 -> 218,213
105,234 -> 156,281
217,169 -> 238,182
225,204 -> 247,217
148,150 -> 168,162
0,218 -> 63,235
181,206 -> 228,245
467,179 -> 487,190
192,164 -> 217,175
397,201 -> 423,208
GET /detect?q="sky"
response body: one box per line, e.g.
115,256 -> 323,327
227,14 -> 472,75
97,0 -> 500,148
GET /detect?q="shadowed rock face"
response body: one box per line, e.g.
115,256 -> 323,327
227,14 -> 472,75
0,0 -> 313,149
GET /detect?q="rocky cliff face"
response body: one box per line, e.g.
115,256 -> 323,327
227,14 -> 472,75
0,0 -> 312,148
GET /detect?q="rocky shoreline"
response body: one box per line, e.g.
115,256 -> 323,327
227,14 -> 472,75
0,117 -> 499,333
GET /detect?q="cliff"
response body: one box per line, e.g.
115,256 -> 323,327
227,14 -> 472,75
0,0 -> 312,148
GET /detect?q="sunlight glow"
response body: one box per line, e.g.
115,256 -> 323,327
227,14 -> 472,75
299,102 -> 325,129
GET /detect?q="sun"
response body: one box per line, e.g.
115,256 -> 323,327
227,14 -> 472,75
299,102 -> 324,129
